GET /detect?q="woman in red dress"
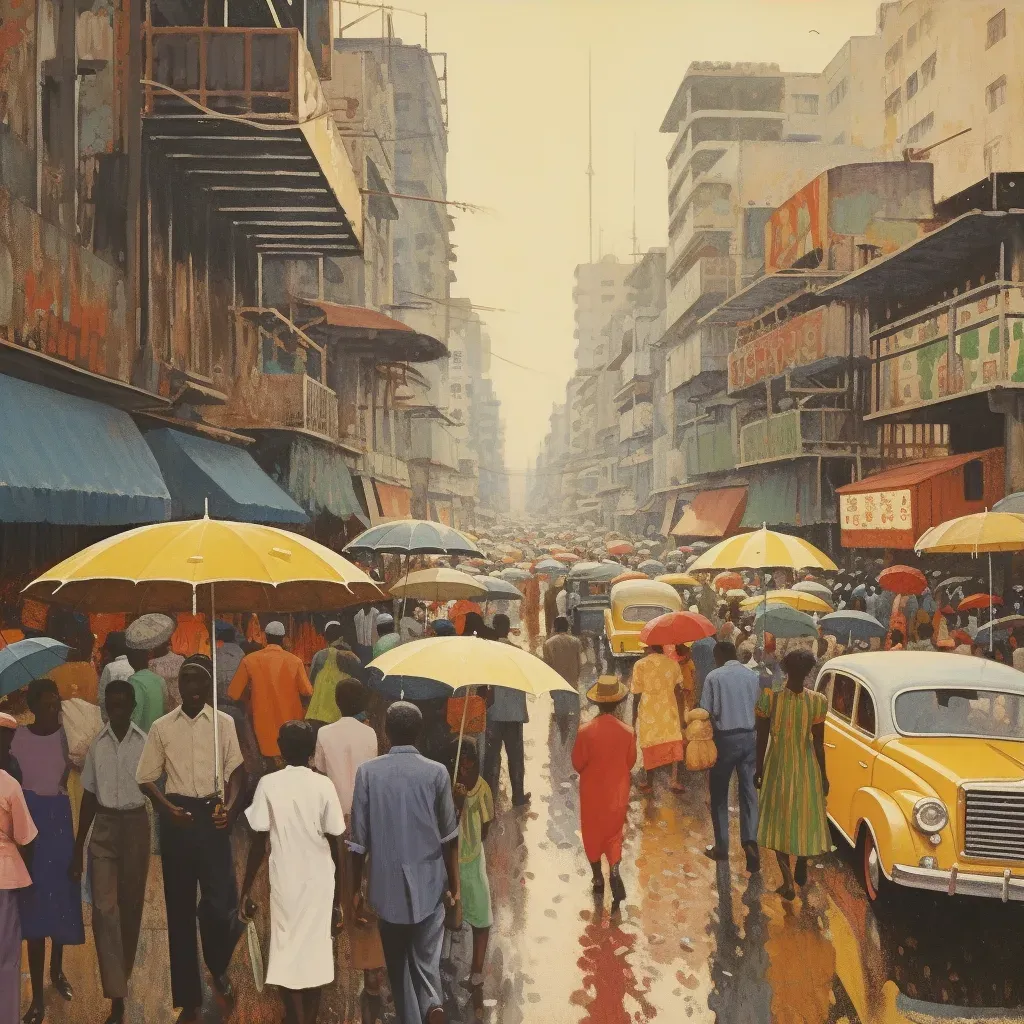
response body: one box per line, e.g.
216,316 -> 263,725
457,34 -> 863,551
571,676 -> 637,907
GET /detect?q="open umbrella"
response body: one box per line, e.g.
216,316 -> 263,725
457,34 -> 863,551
957,593 -> 1003,611
480,577 -> 525,601
637,559 -> 667,576
389,569 -> 486,602
938,576 -> 973,590
0,638 -> 70,698
819,610 -> 887,642
578,562 -> 630,584
656,573 -> 701,588
975,614 -> 1024,644
639,611 -> 716,647
533,558 -> 568,574
606,541 -> 634,556
713,571 -> 744,592
691,528 -> 837,574
877,565 -> 928,596
499,567 -> 531,583
344,520 -> 483,557
791,580 -> 834,602
611,571 -> 649,586
753,604 -> 819,639
740,589 -> 831,614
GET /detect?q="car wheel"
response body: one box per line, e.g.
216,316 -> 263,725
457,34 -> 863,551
858,826 -> 890,905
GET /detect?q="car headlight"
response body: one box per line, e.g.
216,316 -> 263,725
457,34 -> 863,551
912,797 -> 948,835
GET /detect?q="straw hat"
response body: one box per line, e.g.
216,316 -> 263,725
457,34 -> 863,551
586,675 -> 629,704
125,613 -> 175,651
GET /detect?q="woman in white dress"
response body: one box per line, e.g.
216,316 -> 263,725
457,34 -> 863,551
239,720 -> 346,1024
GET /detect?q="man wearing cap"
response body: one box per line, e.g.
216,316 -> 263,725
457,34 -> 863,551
227,621 -> 312,772
372,615 -> 401,659
125,615 -> 174,731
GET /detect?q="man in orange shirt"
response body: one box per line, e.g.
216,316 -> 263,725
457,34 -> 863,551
227,621 -> 312,772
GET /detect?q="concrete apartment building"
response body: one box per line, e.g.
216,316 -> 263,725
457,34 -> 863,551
574,255 -> 635,371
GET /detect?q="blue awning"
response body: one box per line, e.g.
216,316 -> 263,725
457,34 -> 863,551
0,373 -> 171,525
144,428 -> 308,525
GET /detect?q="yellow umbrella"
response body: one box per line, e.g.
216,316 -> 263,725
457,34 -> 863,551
689,526 -> 837,573
740,589 -> 832,614
389,568 -> 487,602
656,573 -> 701,587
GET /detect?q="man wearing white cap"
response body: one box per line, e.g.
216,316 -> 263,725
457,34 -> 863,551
227,621 -> 312,772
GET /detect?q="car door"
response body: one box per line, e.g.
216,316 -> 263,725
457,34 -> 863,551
849,680 -> 880,802
823,671 -> 861,839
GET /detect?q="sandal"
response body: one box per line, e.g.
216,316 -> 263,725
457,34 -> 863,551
775,884 -> 796,902
794,860 -> 808,887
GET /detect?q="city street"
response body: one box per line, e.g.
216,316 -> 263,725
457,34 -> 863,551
32,659 -> 1024,1024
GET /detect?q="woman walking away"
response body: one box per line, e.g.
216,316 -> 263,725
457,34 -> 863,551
572,677 -> 636,907
754,649 -> 830,901
14,678 -> 85,1024
631,645 -> 687,793
240,720 -> 346,1024
452,739 -> 493,1020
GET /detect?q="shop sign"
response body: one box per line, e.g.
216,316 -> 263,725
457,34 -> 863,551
839,490 -> 912,531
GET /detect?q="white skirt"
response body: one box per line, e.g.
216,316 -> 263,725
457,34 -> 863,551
265,859 -> 335,990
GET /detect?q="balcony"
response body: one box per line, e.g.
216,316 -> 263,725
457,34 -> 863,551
143,25 -> 362,255
667,199 -> 734,280
738,408 -> 876,466
213,372 -> 342,444
667,257 -> 735,328
363,450 -> 411,487
619,402 -> 654,442
664,327 -> 731,391
411,421 -> 461,470
682,422 -> 735,476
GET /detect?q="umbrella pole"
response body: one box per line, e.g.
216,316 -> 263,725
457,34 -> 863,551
210,583 -> 223,802
452,685 -> 471,782
989,551 -> 994,653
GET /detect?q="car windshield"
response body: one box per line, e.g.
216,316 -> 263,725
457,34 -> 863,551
894,688 -> 1024,739
622,604 -> 672,624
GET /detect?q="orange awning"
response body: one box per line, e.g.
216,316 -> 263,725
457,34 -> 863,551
376,482 -> 412,520
294,300 -> 447,362
672,487 -> 748,538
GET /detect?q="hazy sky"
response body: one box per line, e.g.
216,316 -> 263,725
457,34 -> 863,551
368,0 -> 883,472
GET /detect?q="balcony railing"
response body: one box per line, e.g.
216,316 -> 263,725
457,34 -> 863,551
682,423 -> 735,476
212,372 -> 341,443
363,450 -> 411,486
738,408 -> 876,466
619,402 -> 654,442
668,256 -> 735,328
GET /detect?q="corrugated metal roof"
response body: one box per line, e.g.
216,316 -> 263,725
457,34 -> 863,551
836,450 -> 991,495
701,270 -> 844,325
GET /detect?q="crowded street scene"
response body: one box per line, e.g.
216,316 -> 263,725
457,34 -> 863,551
4,0 -> 1024,1020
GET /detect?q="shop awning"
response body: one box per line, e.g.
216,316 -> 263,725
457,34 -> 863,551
263,436 -> 369,525
672,487 -> 748,538
660,493 -> 681,537
0,374 -> 171,525
740,463 -> 831,529
144,428 -> 307,525
701,270 -> 844,325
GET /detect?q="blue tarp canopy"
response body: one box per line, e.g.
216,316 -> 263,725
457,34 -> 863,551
277,437 -> 369,526
144,428 -> 308,525
0,373 -> 171,525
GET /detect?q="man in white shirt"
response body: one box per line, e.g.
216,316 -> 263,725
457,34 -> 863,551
97,632 -> 134,723
353,606 -> 381,665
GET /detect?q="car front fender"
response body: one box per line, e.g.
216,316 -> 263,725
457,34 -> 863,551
850,787 -> 926,879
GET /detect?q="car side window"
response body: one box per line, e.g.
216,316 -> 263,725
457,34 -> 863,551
831,673 -> 856,722
815,671 -> 833,701
855,685 -> 876,736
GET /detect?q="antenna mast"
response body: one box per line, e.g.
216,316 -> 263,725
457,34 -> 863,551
631,134 -> 638,262
587,51 -> 594,263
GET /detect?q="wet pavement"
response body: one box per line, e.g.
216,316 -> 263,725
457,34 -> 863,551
28,658 -> 1024,1024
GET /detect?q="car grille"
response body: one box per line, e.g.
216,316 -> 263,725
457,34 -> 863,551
964,789 -> 1024,861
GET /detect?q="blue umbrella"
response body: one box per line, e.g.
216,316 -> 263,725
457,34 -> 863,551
482,577 -> 525,601
819,610 -> 886,642
0,638 -> 71,697
499,567 -> 531,583
753,604 -> 819,639
364,668 -> 452,701
533,558 -> 567,574
344,519 -> 483,557
638,559 -> 667,576
974,614 -> 1024,645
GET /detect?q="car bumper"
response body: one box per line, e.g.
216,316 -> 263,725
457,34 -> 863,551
892,863 -> 1024,902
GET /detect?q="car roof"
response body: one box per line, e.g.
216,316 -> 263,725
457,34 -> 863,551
609,579 -> 681,604
823,651 -> 1024,697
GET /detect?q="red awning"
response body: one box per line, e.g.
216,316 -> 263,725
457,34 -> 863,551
837,451 -> 987,494
672,487 -> 748,538
376,482 -> 412,520
294,300 -> 447,362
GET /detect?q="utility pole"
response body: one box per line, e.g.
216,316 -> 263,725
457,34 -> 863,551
587,50 -> 594,263
631,134 -> 638,263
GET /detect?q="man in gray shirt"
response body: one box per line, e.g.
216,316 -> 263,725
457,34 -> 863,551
483,614 -> 530,806
700,641 -> 762,873
348,702 -> 459,1024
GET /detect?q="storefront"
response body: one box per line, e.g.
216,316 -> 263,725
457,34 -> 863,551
672,486 -> 748,538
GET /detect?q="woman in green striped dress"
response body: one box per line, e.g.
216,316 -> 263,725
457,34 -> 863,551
754,648 -> 830,900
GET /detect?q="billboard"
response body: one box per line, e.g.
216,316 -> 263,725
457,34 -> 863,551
765,176 -> 825,273
727,306 -> 827,392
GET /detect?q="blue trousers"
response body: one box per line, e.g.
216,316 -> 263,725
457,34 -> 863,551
709,730 -> 759,849
378,901 -> 446,1024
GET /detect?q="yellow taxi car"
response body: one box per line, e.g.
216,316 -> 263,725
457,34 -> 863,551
603,579 -> 681,660
814,651 -> 1024,905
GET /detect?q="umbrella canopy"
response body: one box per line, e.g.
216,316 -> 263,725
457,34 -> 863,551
499,567 -> 531,583
480,577 -> 525,601
753,604 -> 819,638
791,580 -> 834,602
877,565 -> 928,596
713,572 -> 744,592
0,638 -> 70,698
344,519 -> 483,557
558,552 -> 580,563
957,593 -> 1003,611
915,511 -> 1024,554
991,492 -> 1024,516
638,559 -> 667,576
725,588 -> 748,600
938,575 -> 973,590
611,571 -> 649,586
459,565 -> 482,576
24,516 -> 383,613
606,541 -> 634,556
740,589 -> 832,614
656,573 -> 700,588
577,562 -> 629,584
819,610 -> 887,641
389,568 -> 486,602
533,558 -> 568,574
975,614 -> 1024,641
690,527 -> 837,573
639,611 -> 716,647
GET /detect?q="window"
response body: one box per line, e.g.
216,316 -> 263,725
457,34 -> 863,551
921,52 -> 937,86
832,132 -> 847,145
601,278 -> 615,287
792,93 -> 819,115
450,383 -> 462,395
831,673 -> 857,722
906,112 -> 934,145
885,88 -> 902,117
987,8 -> 1006,48
920,9 -> 934,35
906,71 -> 919,100
451,351 -> 463,368
622,604 -> 674,625
987,75 -> 1007,112
907,22 -> 918,48
827,77 -> 849,112
856,686 -> 877,736
601,294 -> 614,303
964,459 -> 984,501
885,38 -> 903,70
985,137 -> 1003,175
815,672 -> 833,698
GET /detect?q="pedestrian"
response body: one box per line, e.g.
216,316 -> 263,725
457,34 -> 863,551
554,581 -> 568,620
400,603 -> 428,643
97,632 -> 134,723
754,648 -> 830,901
372,614 -> 402,658
13,678 -> 85,1023
348,702 -> 460,1024
46,628 -> 98,704
213,622 -> 246,701
136,655 -> 246,1021
227,620 -> 313,772
521,576 -> 541,652
700,641 -> 761,874
307,629 -> 363,725
543,580 -> 558,637
571,676 -> 635,906
71,679 -> 151,1024
541,615 -> 585,744
451,738 -> 493,1017
483,614 -> 530,807
353,605 -> 381,665
239,720 -> 346,1024
907,622 -> 934,652
631,644 -> 687,793
123,628 -> 169,733
313,680 -> 386,1019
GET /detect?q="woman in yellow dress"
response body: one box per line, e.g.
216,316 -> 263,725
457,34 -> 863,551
631,645 -> 691,792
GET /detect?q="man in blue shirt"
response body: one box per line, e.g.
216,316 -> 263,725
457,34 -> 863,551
482,614 -> 530,807
349,702 -> 459,1024
700,641 -> 762,873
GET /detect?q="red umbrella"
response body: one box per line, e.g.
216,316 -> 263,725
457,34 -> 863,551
607,541 -> 634,556
640,611 -> 716,647
878,565 -> 928,595
951,629 -> 974,646
957,593 -> 1003,611
676,546 -> 694,554
611,571 -> 648,585
713,571 -> 744,592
